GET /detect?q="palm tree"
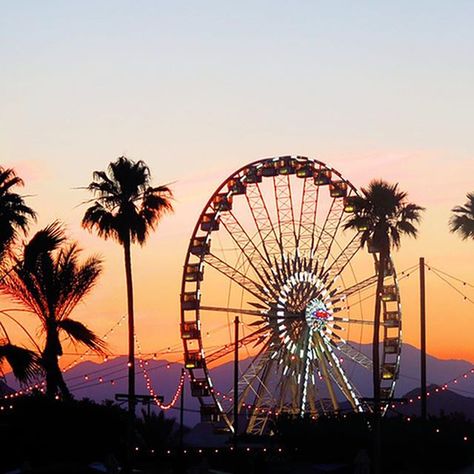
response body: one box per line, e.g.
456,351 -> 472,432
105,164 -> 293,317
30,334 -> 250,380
344,179 -> 424,473
0,222 -> 105,398
0,166 -> 38,384
0,166 -> 36,259
450,192 -> 474,240
81,156 -> 173,416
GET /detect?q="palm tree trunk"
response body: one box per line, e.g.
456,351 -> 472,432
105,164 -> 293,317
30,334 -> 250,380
43,328 -> 71,399
123,233 -> 136,469
372,251 -> 386,474
44,358 -> 57,398
57,366 -> 71,399
123,234 -> 135,414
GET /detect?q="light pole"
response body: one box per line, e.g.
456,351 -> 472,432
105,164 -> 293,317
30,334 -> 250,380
180,367 -> 185,450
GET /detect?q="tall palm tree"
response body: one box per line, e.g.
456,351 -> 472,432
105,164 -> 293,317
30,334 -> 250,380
81,156 -> 173,416
0,222 -> 105,398
344,179 -> 424,474
450,192 -> 474,241
0,166 -> 38,384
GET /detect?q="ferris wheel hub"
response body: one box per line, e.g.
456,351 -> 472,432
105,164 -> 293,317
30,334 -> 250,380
305,298 -> 333,329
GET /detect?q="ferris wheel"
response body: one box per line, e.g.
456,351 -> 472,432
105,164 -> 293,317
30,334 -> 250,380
180,156 -> 402,435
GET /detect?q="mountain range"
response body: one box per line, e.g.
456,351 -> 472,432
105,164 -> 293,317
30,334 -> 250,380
4,343 -> 474,426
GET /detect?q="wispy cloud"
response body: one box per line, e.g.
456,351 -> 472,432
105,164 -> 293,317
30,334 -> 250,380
4,159 -> 53,184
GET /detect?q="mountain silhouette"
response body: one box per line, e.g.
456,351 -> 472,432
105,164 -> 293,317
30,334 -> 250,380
4,343 -> 474,426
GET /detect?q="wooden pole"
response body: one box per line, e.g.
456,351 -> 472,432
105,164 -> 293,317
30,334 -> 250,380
233,316 -> 239,445
420,257 -> 427,421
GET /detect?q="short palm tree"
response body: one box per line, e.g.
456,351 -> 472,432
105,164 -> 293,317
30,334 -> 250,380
344,179 -> 424,474
0,166 -> 38,384
450,192 -> 474,240
82,156 -> 173,415
0,222 -> 105,398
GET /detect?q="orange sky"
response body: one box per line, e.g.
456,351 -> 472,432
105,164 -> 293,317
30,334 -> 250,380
2,151 -> 473,368
1,2 -> 473,367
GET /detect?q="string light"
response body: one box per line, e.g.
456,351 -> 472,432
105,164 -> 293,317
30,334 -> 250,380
3,261 -> 473,423
390,366 -> 474,410
2,316 -> 187,402
62,314 -> 127,372
135,334 -> 185,411
427,265 -> 474,305
426,265 -> 474,289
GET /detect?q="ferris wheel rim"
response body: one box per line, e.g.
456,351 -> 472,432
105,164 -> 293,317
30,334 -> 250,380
180,156 -> 402,432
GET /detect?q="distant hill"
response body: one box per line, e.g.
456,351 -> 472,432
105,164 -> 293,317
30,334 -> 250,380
395,384 -> 474,420
4,343 -> 474,426
0,379 -> 14,397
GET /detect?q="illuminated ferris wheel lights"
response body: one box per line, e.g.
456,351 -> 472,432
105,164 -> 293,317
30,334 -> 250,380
180,156 -> 402,433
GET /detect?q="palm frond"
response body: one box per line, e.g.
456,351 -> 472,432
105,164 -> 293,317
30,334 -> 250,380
83,156 -> 173,247
344,179 -> 424,253
450,193 -> 474,240
23,221 -> 65,269
58,254 -> 103,320
58,319 -> 107,354
82,203 -> 121,242
0,223 -> 103,330
450,215 -> 474,240
0,343 -> 40,382
0,167 -> 36,255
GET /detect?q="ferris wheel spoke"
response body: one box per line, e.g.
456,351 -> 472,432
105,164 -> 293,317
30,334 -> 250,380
276,372 -> 293,413
273,174 -> 298,257
205,326 -> 269,366
233,341 -> 274,410
204,253 -> 272,303
318,333 -> 363,412
320,233 -> 362,285
334,274 -> 379,301
311,388 -> 328,417
246,357 -> 279,435
297,270 -> 326,309
200,305 -> 269,318
313,332 -> 340,412
297,326 -> 313,416
245,182 -> 282,263
218,210 -> 274,285
297,175 -> 320,257
332,316 -> 374,326
333,340 -> 373,370
313,197 -> 345,272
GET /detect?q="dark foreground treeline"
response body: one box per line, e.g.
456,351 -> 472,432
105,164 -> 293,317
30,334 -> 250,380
0,395 -> 180,473
274,412 -> 474,473
1,397 -> 473,473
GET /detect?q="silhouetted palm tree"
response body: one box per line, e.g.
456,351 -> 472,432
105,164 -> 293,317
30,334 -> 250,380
0,222 -> 105,398
0,166 -> 36,259
344,179 -> 424,474
0,166 -> 38,383
450,193 -> 474,241
82,157 -> 173,415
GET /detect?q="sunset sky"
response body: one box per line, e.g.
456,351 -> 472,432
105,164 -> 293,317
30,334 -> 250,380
1,1 -> 473,367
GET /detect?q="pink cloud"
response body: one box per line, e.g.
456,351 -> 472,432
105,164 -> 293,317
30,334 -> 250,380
326,149 -> 473,206
3,159 -> 52,184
